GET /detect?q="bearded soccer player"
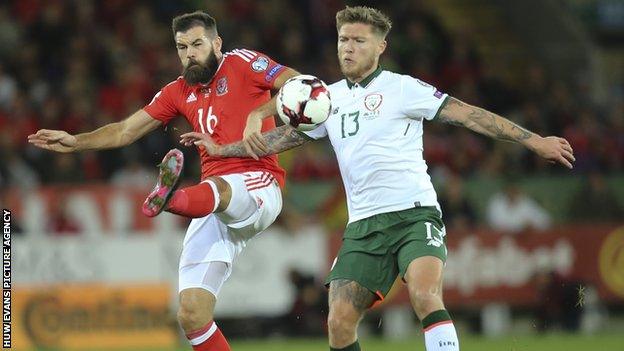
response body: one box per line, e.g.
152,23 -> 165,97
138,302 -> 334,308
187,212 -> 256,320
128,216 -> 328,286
28,11 -> 299,351
182,6 -> 576,351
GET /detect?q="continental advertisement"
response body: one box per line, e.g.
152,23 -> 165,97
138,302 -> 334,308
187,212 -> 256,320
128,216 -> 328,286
11,284 -> 177,350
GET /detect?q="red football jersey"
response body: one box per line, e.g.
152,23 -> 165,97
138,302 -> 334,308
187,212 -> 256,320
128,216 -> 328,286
143,49 -> 287,186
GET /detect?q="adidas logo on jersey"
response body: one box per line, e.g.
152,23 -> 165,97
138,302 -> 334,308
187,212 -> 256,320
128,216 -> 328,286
186,92 -> 197,103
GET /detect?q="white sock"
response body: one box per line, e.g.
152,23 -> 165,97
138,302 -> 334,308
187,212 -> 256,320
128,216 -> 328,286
424,321 -> 459,351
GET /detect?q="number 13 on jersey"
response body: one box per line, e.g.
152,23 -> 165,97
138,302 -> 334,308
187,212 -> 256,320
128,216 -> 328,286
198,107 -> 218,135
341,111 -> 360,138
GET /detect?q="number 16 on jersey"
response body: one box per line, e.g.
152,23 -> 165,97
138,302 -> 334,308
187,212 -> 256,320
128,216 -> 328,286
198,107 -> 218,135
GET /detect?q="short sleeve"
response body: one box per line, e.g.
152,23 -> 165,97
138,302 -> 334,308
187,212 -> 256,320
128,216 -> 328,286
301,123 -> 328,140
229,49 -> 287,90
401,76 -> 448,121
143,81 -> 180,125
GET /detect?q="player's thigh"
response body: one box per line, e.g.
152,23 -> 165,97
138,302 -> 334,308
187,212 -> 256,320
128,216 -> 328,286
180,215 -> 241,267
403,256 -> 444,294
179,261 -> 232,297
396,220 -> 446,307
217,171 -> 282,238
246,172 -> 282,232
326,237 -> 397,305
395,208 -> 448,281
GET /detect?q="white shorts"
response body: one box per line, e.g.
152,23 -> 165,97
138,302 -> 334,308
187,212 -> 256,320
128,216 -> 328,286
178,171 -> 282,295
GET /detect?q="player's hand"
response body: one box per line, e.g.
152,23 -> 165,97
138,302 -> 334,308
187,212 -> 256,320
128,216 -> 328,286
529,136 -> 575,169
27,129 -> 78,153
179,132 -> 221,156
242,113 -> 268,159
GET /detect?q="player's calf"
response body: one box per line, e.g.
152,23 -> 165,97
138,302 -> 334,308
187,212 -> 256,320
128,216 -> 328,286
327,280 -> 373,350
407,284 -> 445,319
178,288 -> 231,351
327,303 -> 361,348
405,257 -> 459,351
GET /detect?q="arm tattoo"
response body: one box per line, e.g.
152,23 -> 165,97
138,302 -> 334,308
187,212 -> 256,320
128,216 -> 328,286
329,279 -> 375,312
436,98 -> 465,127
465,105 -> 533,142
217,125 -> 310,157
438,97 -> 534,143
264,125 -> 310,154
218,142 -> 251,158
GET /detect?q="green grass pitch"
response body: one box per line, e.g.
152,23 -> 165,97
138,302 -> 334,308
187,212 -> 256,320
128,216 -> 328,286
227,334 -> 623,351
83,333 -> 624,351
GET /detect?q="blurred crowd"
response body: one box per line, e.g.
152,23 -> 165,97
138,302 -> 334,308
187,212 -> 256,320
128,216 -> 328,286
2,2 -> 620,337
0,1 -> 622,214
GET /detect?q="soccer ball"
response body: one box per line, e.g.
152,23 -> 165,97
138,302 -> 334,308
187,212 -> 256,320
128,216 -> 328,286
276,75 -> 331,131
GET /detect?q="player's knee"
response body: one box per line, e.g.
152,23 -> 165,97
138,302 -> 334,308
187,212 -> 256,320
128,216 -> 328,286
177,301 -> 213,332
207,176 -> 231,211
327,301 -> 360,339
408,285 -> 443,317
211,176 -> 230,195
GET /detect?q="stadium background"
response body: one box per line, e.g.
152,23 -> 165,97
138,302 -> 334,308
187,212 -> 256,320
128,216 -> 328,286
1,0 -> 623,350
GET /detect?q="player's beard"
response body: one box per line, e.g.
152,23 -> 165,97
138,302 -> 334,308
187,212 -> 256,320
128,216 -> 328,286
340,54 -> 376,82
183,51 -> 219,85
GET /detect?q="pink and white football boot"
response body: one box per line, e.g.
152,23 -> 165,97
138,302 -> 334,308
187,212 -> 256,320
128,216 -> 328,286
142,148 -> 184,217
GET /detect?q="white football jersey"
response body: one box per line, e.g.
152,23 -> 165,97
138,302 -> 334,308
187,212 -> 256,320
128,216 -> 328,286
304,68 -> 448,223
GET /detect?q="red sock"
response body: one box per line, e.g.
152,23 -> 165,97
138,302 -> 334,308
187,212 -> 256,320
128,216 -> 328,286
167,182 -> 219,218
186,321 -> 231,351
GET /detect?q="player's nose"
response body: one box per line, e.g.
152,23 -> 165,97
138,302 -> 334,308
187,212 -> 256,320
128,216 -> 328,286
186,47 -> 197,59
343,42 -> 354,53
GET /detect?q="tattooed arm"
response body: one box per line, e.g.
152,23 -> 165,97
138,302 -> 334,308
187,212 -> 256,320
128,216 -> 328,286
180,125 -> 311,160
436,97 -> 536,143
436,97 -> 576,168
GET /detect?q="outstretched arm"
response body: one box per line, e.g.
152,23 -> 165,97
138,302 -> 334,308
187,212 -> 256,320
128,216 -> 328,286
28,109 -> 161,153
436,97 -> 575,168
180,124 -> 311,160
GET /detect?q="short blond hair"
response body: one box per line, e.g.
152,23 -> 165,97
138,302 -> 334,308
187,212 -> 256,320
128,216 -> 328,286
336,6 -> 392,37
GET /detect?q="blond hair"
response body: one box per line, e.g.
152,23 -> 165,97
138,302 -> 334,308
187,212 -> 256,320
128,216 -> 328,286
336,6 -> 392,37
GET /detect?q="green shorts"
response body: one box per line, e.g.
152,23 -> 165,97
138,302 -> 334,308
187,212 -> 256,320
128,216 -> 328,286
325,206 -> 447,300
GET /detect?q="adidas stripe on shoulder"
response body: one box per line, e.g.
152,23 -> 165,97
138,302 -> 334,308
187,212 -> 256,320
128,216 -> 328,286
226,48 -> 259,63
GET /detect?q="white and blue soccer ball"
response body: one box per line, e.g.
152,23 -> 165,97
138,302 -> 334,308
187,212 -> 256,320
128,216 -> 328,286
276,75 -> 331,131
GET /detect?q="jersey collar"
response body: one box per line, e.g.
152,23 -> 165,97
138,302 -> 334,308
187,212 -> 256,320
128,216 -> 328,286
346,66 -> 383,89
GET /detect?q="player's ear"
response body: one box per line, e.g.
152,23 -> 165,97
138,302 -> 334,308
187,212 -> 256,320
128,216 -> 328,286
212,35 -> 223,55
378,39 -> 387,55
